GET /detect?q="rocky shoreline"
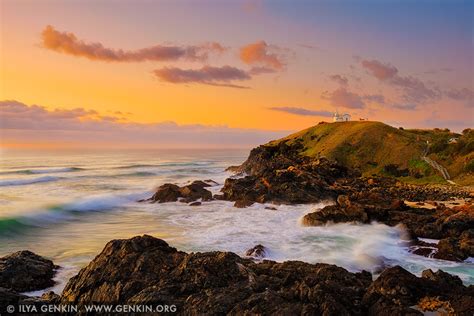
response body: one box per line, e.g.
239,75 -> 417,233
1,235 -> 473,315
1,139 -> 473,314
143,139 -> 472,263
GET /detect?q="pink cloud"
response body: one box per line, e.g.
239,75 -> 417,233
329,74 -> 349,87
41,25 -> 225,62
360,59 -> 398,80
0,100 -> 288,148
321,88 -> 366,109
153,65 -> 252,88
240,41 -> 285,70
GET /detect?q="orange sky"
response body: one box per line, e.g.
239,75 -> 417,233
0,0 -> 472,148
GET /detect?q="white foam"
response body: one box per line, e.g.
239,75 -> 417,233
418,238 -> 440,244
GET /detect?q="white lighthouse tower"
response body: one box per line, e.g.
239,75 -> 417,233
333,111 -> 351,122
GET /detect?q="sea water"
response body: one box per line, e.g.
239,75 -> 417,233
0,148 -> 472,296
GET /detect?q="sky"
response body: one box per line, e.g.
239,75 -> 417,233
0,0 -> 473,149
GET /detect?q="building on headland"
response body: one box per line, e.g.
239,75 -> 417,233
333,111 -> 351,122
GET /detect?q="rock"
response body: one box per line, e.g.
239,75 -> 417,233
204,179 -> 219,186
301,192 -> 473,262
0,250 -> 57,292
434,238 -> 465,261
264,206 -> 277,210
60,235 -> 373,315
302,203 -> 368,226
234,199 -> 254,208
41,291 -> 60,303
337,194 -> 351,208
150,183 -> 181,203
179,181 -> 213,203
459,229 -> 474,257
0,287 -> 28,309
362,266 -> 473,315
220,142 -> 353,205
189,201 -> 201,206
245,244 -> 267,259
147,181 -> 213,203
421,269 -> 463,288
57,235 -> 474,315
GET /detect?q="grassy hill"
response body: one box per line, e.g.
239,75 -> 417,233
267,121 -> 474,186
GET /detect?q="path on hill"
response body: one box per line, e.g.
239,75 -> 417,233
422,142 -> 455,184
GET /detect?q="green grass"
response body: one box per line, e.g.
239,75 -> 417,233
265,121 -> 474,185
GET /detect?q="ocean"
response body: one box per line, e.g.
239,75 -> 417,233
0,148 -> 473,296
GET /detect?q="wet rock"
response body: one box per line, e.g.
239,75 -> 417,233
0,287 -> 28,309
60,235 -> 373,315
234,199 -> 254,208
41,291 -> 60,304
179,181 -> 213,203
264,206 -> 277,210
302,203 -> 369,226
0,250 -> 57,292
220,142 -> 353,205
150,183 -> 181,203
245,244 -> 267,259
204,179 -> 219,186
147,181 -> 213,203
302,192 -> 473,262
362,266 -> 474,315
189,201 -> 202,206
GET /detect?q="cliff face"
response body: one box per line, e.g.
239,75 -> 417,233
238,121 -> 473,185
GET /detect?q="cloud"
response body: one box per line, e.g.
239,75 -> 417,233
391,103 -> 418,111
248,66 -> 277,75
0,100 -> 129,130
360,58 -> 439,103
0,100 -> 289,148
152,65 -> 252,88
268,107 -> 333,117
240,41 -> 285,70
41,25 -> 225,62
363,94 -> 385,104
321,88 -> 366,109
360,59 -> 398,80
329,74 -> 348,87
445,88 -> 474,101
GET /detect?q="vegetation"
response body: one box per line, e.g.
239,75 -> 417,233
266,121 -> 474,185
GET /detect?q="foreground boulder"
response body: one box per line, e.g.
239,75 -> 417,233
59,235 -> 474,315
61,235 -> 372,315
363,266 -> 474,315
146,180 -> 213,203
0,250 -> 57,292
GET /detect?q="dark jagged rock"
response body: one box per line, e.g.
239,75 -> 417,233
179,181 -> 213,203
0,287 -> 28,309
302,195 -> 369,226
245,244 -> 267,259
362,266 -> 474,315
221,140 -> 355,205
146,180 -> 213,203
60,235 -> 372,315
434,229 -> 474,261
149,183 -> 181,203
58,235 -> 473,315
0,250 -> 57,292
